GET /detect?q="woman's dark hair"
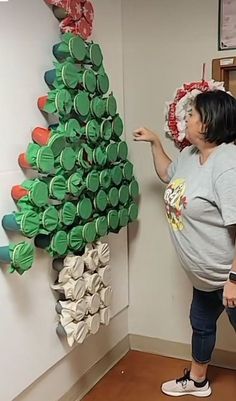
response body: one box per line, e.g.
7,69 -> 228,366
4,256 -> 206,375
193,90 -> 236,144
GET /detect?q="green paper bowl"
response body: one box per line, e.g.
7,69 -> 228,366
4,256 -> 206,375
35,146 -> 55,173
67,226 -> 85,251
82,70 -> 97,93
11,242 -> 34,274
41,206 -> 59,232
59,202 -> 77,226
112,115 -> 124,137
85,119 -> 100,143
87,43 -> 103,68
119,208 -> 129,227
77,197 -> 93,220
50,231 -> 68,256
95,216 -> 108,237
67,172 -> 84,196
122,161 -> 134,181
12,242 -> 34,273
107,210 -> 119,230
100,119 -> 112,141
20,145 -> 55,173
108,187 -> 119,207
110,165 -> 123,186
90,97 -> 105,119
93,147 -> 107,166
105,95 -> 117,117
74,92 -> 90,117
106,143 -> 118,163
55,89 -> 73,116
77,145 -> 93,169
94,190 -> 108,212
47,175 -> 67,201
99,169 -> 112,189
2,212 -> 40,238
97,73 -> 109,95
82,221 -> 97,243
129,180 -> 139,199
58,147 -> 76,171
118,141 -> 128,160
61,63 -> 80,89
86,170 -> 100,192
52,36 -> 86,62
69,36 -> 87,62
0,242 -> 34,274
48,134 -> 66,157
128,202 -> 139,222
119,185 -> 129,205
27,181 -> 49,208
20,211 -> 40,238
64,118 -> 82,141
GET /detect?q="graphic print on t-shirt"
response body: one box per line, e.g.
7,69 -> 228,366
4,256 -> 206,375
164,178 -> 187,231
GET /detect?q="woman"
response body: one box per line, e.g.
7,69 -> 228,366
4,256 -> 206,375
134,90 -> 236,397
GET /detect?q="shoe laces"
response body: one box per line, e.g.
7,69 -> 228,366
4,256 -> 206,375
176,368 -> 191,389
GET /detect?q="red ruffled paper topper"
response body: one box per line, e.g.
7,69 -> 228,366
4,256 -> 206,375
45,0 -> 94,39
59,15 -> 92,39
83,1 -> 94,24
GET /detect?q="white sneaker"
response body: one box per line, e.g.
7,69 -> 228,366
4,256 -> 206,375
161,369 -> 212,397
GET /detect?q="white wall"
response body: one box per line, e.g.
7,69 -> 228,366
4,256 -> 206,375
0,1 -> 128,400
13,309 -> 128,401
123,0 -> 236,352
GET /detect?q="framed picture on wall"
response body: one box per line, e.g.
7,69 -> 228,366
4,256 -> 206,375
218,0 -> 236,50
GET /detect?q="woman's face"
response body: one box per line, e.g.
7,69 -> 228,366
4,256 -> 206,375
186,105 -> 204,145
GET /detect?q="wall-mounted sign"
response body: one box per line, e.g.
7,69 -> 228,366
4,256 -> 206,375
219,0 -> 236,50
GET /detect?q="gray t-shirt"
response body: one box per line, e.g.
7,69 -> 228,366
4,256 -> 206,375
165,143 -> 236,291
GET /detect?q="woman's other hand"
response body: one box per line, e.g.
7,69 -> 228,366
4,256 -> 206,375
223,280 -> 236,308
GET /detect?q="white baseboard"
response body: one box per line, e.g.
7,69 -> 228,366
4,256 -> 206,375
129,334 -> 236,370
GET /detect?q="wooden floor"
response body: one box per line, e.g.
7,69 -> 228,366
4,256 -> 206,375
82,351 -> 236,401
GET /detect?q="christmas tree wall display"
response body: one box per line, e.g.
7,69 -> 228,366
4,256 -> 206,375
0,0 -> 139,345
0,0 -> 139,272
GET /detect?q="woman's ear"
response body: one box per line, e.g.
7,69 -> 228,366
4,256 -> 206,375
200,123 -> 207,134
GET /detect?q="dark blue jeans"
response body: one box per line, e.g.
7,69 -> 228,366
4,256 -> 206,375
190,287 -> 236,364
